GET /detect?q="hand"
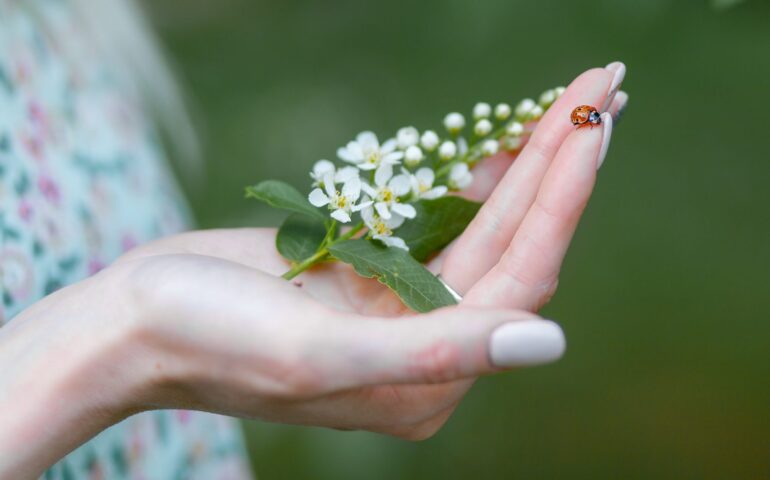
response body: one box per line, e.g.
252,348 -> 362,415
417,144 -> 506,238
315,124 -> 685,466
0,64 -> 626,478
111,64 -> 626,434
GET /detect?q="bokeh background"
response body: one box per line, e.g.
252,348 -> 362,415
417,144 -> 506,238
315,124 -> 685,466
142,0 -> 769,478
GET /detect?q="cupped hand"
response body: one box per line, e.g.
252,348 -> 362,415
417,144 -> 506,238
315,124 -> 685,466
96,64 -> 627,440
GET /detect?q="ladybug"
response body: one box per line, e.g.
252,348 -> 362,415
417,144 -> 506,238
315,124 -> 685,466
570,105 -> 602,128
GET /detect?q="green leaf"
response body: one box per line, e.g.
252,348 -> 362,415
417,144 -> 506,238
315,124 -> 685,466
397,197 -> 482,262
276,214 -> 327,262
245,180 -> 325,220
328,239 -> 456,313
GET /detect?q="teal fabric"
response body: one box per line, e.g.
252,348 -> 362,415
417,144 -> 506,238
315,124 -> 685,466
0,2 -> 252,478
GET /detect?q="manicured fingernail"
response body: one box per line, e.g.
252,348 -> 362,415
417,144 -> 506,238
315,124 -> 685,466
602,61 -> 626,112
612,91 -> 628,125
597,112 -> 614,170
489,319 -> 566,368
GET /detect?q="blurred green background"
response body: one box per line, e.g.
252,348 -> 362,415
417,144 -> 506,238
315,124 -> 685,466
143,0 -> 769,478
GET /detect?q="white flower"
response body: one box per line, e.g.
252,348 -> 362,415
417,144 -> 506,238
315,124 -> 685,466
396,126 -> 420,149
361,164 -> 416,220
506,121 -> 524,136
481,139 -> 499,157
405,167 -> 447,200
310,159 -> 358,187
444,112 -> 465,133
515,98 -> 536,118
474,119 -> 493,136
473,102 -> 491,119
495,103 -> 512,120
438,140 -> 457,160
554,86 -> 566,97
337,131 -> 403,172
529,105 -> 544,120
404,145 -> 424,168
361,207 -> 409,250
539,89 -> 556,108
449,162 -> 473,190
308,174 -> 371,223
420,130 -> 439,151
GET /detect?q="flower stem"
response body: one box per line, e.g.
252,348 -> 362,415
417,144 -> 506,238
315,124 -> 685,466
434,124 -> 510,178
281,222 -> 366,280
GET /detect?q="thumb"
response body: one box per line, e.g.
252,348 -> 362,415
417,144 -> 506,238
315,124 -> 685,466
324,307 -> 566,391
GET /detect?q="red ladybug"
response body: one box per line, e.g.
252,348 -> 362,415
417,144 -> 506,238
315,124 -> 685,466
570,105 -> 602,128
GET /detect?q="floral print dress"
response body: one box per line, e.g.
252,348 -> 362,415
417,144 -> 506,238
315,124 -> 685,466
0,2 -> 252,478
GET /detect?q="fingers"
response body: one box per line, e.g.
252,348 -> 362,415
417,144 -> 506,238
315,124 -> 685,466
316,307 -> 565,392
464,112 -> 614,310
441,64 -> 625,295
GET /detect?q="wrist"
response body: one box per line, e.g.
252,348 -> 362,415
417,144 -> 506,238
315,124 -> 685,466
0,271 -> 145,477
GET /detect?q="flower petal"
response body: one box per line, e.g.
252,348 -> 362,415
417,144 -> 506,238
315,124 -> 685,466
382,151 -> 404,164
389,174 -> 411,196
415,167 -> 434,186
352,200 -> 373,212
342,176 -> 361,201
308,188 -> 330,207
386,213 -> 406,229
357,131 -> 379,148
375,202 -> 391,219
337,142 -> 363,163
381,138 -> 398,154
361,182 -> 377,198
357,162 -> 376,171
391,202 -> 416,219
334,166 -> 359,183
422,186 -> 448,199
312,159 -> 335,177
322,172 -> 336,197
378,235 -> 409,250
361,206 -> 376,225
331,209 -> 351,223
374,163 -> 393,187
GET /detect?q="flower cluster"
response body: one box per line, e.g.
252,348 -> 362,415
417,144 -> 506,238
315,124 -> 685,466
308,87 -> 566,250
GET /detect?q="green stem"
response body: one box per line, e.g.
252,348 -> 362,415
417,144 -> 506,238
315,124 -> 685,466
282,221 -> 366,280
435,124 -> 510,178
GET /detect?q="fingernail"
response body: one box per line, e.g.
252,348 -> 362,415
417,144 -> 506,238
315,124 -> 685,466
489,319 -> 566,368
597,112 -> 614,170
602,61 -> 626,112
612,91 -> 628,125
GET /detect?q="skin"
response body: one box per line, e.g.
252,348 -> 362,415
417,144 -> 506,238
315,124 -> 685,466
0,66 -> 626,478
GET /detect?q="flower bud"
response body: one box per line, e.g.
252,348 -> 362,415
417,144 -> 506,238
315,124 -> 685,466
444,112 -> 465,134
529,105 -> 544,120
396,126 -> 420,149
404,145 -> 424,167
554,86 -> 566,97
515,98 -> 536,119
495,103 -> 511,120
538,89 -> 556,108
473,102 -> 492,120
474,118 -> 493,136
439,140 -> 457,160
481,139 -> 499,157
420,130 -> 439,151
503,136 -> 522,151
506,121 -> 524,137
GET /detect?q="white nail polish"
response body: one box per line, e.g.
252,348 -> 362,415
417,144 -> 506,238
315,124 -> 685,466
489,320 -> 566,368
597,112 -> 614,170
602,61 -> 626,112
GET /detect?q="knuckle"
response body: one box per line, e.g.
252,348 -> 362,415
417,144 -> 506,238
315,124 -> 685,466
408,341 -> 462,384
